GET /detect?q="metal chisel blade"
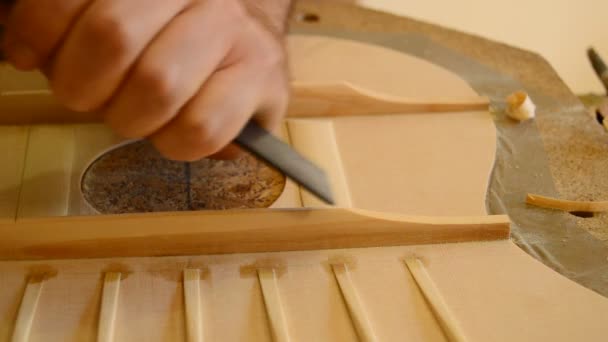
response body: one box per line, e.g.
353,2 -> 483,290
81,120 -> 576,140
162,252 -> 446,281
235,121 -> 335,205
588,47 -> 608,93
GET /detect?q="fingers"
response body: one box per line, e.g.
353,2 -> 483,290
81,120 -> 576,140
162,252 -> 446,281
102,1 -> 236,138
2,0 -> 290,162
208,72 -> 288,161
149,17 -> 289,162
150,52 -> 287,162
208,145 -> 244,160
105,0 -> 288,162
3,0 -> 91,70
48,0 -> 189,112
150,62 -> 261,161
150,37 -> 287,161
253,65 -> 289,134
208,70 -> 288,161
234,14 -> 289,136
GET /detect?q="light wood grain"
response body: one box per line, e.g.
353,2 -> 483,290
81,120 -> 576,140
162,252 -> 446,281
0,90 -> 94,125
0,84 -> 489,125
0,209 -> 509,260
11,276 -> 44,342
183,269 -> 203,342
526,193 -> 608,213
0,241 -> 606,341
16,125 -> 74,218
405,257 -> 468,342
2,122 -> 299,217
257,268 -> 291,342
288,82 -> 489,117
331,111 -> 496,217
0,126 -> 29,220
287,119 -> 351,207
269,124 -> 304,209
0,67 -> 48,92
288,35 -> 481,101
0,32 -> 603,342
332,264 -> 378,342
1,34 -> 485,125
287,35 -> 496,217
98,272 -> 121,342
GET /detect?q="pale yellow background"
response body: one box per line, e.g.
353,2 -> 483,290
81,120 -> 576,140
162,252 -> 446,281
357,0 -> 608,94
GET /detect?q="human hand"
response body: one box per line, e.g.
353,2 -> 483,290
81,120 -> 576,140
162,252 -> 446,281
2,0 -> 291,160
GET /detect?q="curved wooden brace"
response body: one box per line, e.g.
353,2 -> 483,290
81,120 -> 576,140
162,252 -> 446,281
0,82 -> 490,125
0,209 -> 509,260
288,82 -> 489,117
526,193 -> 608,213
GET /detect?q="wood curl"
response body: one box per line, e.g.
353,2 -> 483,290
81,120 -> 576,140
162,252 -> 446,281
526,193 -> 608,213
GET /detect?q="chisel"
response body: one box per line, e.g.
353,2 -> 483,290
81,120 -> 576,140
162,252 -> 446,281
588,47 -> 608,94
235,120 -> 334,205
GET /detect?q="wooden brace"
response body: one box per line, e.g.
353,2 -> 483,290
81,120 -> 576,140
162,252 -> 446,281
0,209 -> 510,260
0,83 -> 490,125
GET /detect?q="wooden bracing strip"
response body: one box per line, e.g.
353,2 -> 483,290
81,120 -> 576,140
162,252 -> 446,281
183,269 -> 204,342
289,82 -> 489,117
0,83 -> 489,125
97,272 -> 121,342
287,119 -> 352,208
332,264 -> 378,342
12,275 -> 45,342
257,268 -> 292,342
404,258 -> 468,342
0,209 -> 510,260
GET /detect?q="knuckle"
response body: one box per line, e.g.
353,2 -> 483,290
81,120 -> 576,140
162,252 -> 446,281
134,64 -> 180,110
82,12 -> 133,57
153,119 -> 224,162
182,118 -> 225,156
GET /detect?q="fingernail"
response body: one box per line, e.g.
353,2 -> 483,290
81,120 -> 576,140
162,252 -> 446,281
6,42 -> 38,70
